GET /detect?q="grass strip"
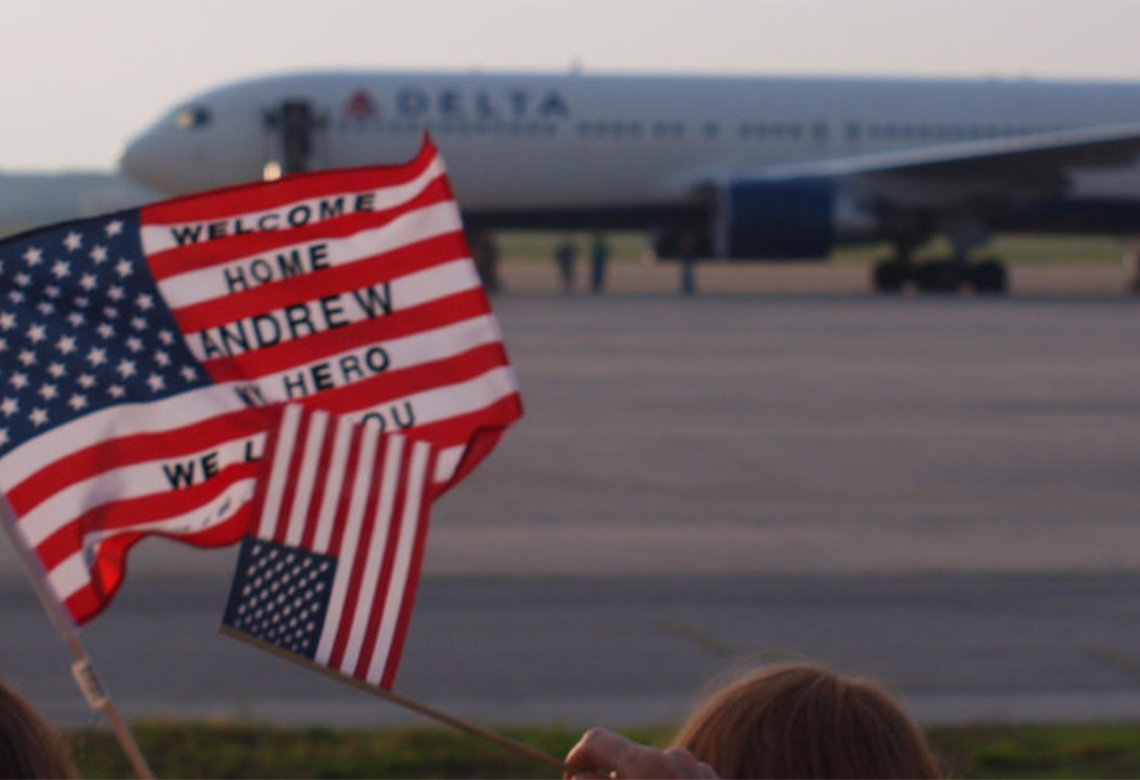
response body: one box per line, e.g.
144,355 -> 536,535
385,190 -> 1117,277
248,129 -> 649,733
493,231 -> 1131,267
65,721 -> 1140,779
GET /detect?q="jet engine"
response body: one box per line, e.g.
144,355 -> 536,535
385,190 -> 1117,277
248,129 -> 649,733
707,179 -> 882,260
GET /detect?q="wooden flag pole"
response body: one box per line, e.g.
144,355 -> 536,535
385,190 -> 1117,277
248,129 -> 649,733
0,499 -> 154,780
219,626 -> 573,773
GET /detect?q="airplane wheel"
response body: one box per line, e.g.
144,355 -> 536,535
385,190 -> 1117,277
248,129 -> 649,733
872,260 -> 909,293
914,260 -> 961,294
968,259 -> 1008,295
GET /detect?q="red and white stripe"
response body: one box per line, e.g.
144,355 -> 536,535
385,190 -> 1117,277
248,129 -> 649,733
4,138 -> 521,625
253,403 -> 436,689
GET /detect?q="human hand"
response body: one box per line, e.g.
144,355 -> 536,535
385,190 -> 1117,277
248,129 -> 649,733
563,727 -> 718,779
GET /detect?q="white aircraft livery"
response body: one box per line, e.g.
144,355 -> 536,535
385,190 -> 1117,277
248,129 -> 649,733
119,70 -> 1140,293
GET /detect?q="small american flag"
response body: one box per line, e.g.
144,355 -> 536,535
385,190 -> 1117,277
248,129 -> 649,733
222,403 -> 436,689
0,137 -> 521,625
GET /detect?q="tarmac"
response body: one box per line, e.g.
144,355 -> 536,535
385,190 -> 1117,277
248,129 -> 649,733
3,261 -> 1140,729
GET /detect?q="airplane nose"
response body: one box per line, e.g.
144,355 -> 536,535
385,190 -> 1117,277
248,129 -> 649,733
121,132 -> 166,190
120,130 -> 200,194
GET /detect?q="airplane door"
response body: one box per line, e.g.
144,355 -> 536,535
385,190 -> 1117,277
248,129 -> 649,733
263,99 -> 328,176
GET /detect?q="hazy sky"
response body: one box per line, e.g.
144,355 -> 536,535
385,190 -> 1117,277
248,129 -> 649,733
7,0 -> 1140,172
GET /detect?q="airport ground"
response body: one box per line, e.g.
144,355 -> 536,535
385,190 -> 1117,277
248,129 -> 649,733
498,253 -> 1134,298
491,230 -> 1137,297
3,251 -> 1140,745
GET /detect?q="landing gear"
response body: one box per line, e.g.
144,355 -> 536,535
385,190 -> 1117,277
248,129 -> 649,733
870,257 -> 1009,295
871,259 -> 909,293
913,260 -> 961,294
871,241 -> 919,294
966,258 -> 1008,294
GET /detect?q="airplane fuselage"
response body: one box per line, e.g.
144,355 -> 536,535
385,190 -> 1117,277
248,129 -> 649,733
120,70 -> 1140,293
122,71 -> 1140,199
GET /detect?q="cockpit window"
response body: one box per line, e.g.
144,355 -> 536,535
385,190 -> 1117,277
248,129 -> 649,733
167,106 -> 212,130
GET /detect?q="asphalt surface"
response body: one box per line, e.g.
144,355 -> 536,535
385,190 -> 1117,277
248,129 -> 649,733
6,572 -> 1140,728
3,268 -> 1140,728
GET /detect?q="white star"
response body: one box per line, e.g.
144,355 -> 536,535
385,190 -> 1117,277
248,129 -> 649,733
22,247 -> 42,266
146,373 -> 165,392
135,293 -> 155,311
89,245 -> 109,263
9,373 -> 27,390
29,408 -> 48,427
77,374 -> 95,389
98,323 -> 115,339
107,285 -> 124,301
7,291 -> 24,305
36,301 -> 56,316
125,336 -> 143,353
158,330 -> 174,345
0,429 -> 9,447
115,259 -> 133,278
86,347 -> 107,367
14,273 -> 30,287
180,365 -> 198,382
63,232 -> 82,252
51,260 -> 70,279
0,313 -> 15,331
0,338 -> 7,352
79,273 -> 97,291
131,316 -> 147,332
102,306 -> 119,321
38,384 -> 58,401
44,285 -> 60,299
56,335 -> 77,355
107,385 -> 125,399
47,363 -> 66,379
105,220 -> 124,237
116,359 -> 137,378
68,394 -> 88,412
67,312 -> 86,327
1,398 -> 19,417
26,324 -> 46,344
74,296 -> 89,309
154,350 -> 171,367
17,350 -> 35,367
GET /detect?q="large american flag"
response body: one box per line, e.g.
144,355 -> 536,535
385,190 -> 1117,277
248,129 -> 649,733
222,403 -> 435,689
0,138 -> 521,625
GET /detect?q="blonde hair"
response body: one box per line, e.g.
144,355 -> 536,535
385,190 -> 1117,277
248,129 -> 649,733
672,663 -> 941,779
0,681 -> 75,779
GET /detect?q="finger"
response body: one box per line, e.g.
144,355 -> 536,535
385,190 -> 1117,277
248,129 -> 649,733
565,728 -> 719,779
565,727 -> 635,777
662,747 -> 720,779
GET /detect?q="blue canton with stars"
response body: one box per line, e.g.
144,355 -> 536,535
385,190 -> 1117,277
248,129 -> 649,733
222,537 -> 337,660
0,210 -> 212,456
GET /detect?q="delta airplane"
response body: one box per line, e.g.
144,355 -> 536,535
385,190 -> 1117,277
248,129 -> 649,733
119,70 -> 1140,294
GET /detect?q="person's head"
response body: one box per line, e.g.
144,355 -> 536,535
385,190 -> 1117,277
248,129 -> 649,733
0,681 -> 75,779
672,663 -> 941,779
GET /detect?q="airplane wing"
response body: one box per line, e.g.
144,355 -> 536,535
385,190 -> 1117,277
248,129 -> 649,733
703,120 -> 1140,186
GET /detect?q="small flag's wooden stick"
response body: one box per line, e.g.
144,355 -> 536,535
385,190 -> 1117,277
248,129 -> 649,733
219,626 -> 572,773
0,498 -> 154,780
